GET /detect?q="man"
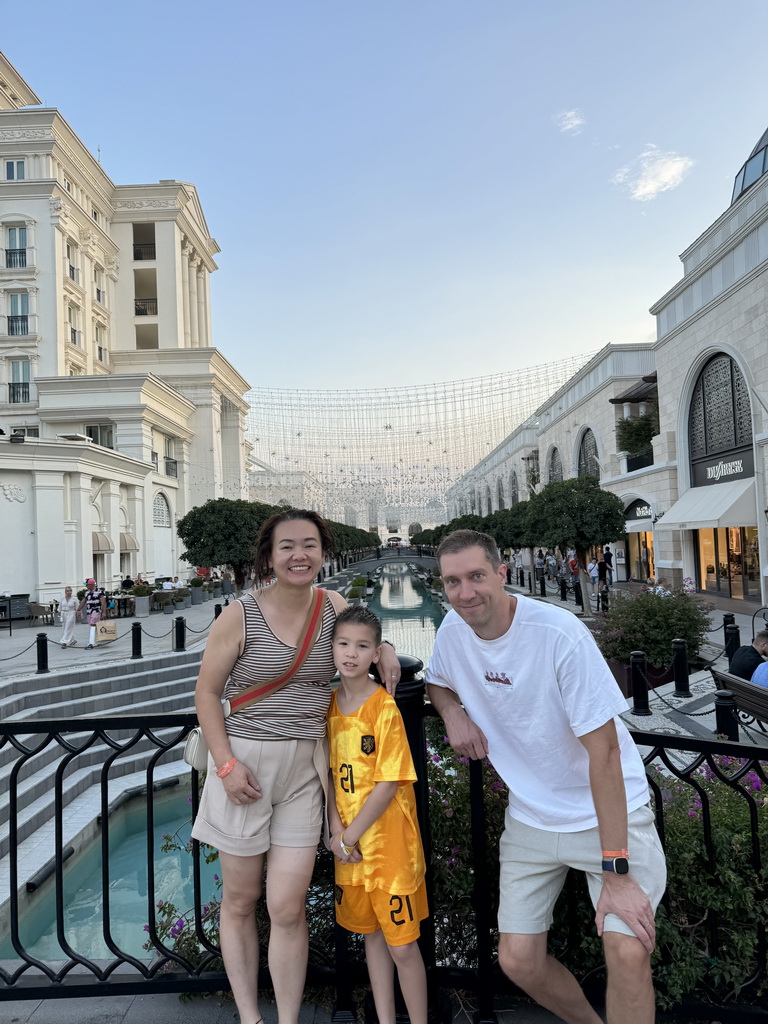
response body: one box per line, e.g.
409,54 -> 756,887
77,578 -> 108,650
603,545 -> 614,586
728,630 -> 768,680
426,530 -> 666,1024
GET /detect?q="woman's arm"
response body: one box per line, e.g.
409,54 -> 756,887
195,602 -> 261,803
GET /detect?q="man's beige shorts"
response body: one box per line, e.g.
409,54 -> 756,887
191,736 -> 326,856
498,803 -> 667,937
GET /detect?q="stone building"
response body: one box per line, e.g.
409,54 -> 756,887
0,53 -> 250,601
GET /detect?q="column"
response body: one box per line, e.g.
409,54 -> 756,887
181,243 -> 192,346
32,470 -> 67,594
25,219 -> 36,269
103,479 -> 122,587
196,268 -> 207,347
189,257 -> 200,348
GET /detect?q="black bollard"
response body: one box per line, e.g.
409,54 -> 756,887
36,632 -> 49,674
539,573 -> 546,597
714,689 -> 739,741
672,638 -> 691,697
725,623 -> 741,666
507,565 -> 512,585
214,603 -> 223,620
527,571 -> 533,594
131,621 -> 143,660
600,587 -> 609,613
174,616 -> 186,652
560,579 -> 568,601
630,650 -> 651,716
722,612 -> 735,652
518,567 -> 525,587
573,579 -> 583,610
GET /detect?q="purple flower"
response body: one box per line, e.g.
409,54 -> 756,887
459,756 -> 468,764
213,874 -> 219,881
156,900 -> 164,908
432,754 -> 441,763
143,924 -> 150,932
451,845 -> 461,853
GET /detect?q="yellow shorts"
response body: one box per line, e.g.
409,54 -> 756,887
335,879 -> 428,946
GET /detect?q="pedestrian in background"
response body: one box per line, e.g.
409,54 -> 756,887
57,586 -> 78,648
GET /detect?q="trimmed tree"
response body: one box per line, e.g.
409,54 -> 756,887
176,499 -> 281,592
524,477 -> 625,604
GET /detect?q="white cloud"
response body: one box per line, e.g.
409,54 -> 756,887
555,109 -> 585,135
612,144 -> 694,201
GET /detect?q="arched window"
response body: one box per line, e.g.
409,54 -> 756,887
497,478 -> 505,510
578,429 -> 600,479
152,492 -> 171,527
509,471 -> 519,506
548,447 -> 563,484
689,354 -> 752,461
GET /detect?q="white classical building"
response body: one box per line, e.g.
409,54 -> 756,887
448,124 -> 768,608
0,53 -> 251,601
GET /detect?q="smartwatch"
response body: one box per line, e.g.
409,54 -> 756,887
602,856 -> 629,874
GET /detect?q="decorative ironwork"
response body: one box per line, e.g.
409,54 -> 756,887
509,470 -> 519,506
548,446 -> 563,483
577,428 -> 600,479
689,354 -> 753,461
152,492 -> 171,527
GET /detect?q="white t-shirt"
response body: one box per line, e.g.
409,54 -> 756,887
425,594 -> 649,832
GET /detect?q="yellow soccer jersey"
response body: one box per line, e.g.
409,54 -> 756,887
328,685 -> 425,894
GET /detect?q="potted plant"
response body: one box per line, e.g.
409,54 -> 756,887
189,577 -> 204,605
590,587 -> 713,696
347,586 -> 365,606
176,587 -> 191,609
131,583 -> 152,618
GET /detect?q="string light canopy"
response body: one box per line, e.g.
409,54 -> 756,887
246,352 -> 595,533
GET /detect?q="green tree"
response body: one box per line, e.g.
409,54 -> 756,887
176,499 -> 280,591
526,477 -> 625,598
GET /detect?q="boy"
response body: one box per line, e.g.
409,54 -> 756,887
328,606 -> 428,1024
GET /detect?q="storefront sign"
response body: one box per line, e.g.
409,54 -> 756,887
692,447 -> 753,487
625,500 -> 653,521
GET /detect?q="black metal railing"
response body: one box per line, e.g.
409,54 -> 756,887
5,248 -> 26,268
133,243 -> 156,261
2,695 -> 767,1020
164,457 -> 177,478
135,298 -> 158,316
8,382 -> 30,404
8,315 -> 28,336
627,448 -> 654,472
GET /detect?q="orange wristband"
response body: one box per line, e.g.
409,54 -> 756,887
216,757 -> 237,779
602,849 -> 628,857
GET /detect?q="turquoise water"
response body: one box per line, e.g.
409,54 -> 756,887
366,562 -> 445,667
2,565 -> 441,963
0,783 -> 219,961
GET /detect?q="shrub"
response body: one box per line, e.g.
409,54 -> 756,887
590,587 -> 713,668
189,576 -> 204,588
351,576 -> 368,588
131,584 -> 152,597
347,587 -> 363,599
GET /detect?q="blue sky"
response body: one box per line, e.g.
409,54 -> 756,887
4,1 -> 768,389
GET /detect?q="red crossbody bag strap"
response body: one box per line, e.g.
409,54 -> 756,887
228,588 -> 326,713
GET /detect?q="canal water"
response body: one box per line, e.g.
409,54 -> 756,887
0,563 -> 444,962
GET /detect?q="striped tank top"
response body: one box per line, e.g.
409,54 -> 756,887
223,590 -> 338,741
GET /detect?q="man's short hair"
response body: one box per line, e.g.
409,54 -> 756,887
333,605 -> 382,646
436,530 -> 501,571
755,630 -> 768,645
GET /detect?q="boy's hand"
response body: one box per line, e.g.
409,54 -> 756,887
330,832 -> 362,863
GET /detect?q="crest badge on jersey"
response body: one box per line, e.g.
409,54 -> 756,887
361,734 -> 375,755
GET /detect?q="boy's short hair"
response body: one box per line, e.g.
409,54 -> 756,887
333,605 -> 382,646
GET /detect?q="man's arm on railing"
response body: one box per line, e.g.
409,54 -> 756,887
427,683 -> 488,760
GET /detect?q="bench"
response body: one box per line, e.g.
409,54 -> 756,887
710,666 -> 768,733
27,601 -> 55,625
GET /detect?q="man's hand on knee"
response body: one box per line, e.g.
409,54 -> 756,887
595,875 -> 656,953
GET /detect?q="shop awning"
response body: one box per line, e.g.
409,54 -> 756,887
655,478 -> 756,531
120,532 -> 140,552
92,531 -> 115,553
625,519 -> 653,533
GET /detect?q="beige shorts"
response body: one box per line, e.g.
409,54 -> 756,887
498,803 -> 667,938
191,735 -> 326,856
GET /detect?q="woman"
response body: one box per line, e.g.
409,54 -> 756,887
191,509 -> 400,1024
57,586 -> 78,648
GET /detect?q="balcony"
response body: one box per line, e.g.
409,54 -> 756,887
164,457 -> 178,477
133,243 -> 156,261
8,315 -> 28,336
135,298 -> 157,316
626,448 -> 654,473
5,248 -> 26,269
8,382 -> 30,403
